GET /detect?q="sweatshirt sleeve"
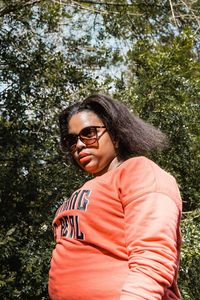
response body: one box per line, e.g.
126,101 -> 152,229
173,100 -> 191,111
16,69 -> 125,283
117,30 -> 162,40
119,158 -> 182,300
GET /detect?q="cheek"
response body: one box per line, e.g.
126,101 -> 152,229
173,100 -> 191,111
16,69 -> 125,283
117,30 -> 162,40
99,142 -> 117,161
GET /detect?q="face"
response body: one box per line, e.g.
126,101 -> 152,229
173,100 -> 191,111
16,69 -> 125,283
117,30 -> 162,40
67,111 -> 121,176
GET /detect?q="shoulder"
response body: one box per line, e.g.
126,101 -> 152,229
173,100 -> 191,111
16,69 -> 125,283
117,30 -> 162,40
118,156 -> 167,182
117,156 -> 182,210
119,156 -> 173,183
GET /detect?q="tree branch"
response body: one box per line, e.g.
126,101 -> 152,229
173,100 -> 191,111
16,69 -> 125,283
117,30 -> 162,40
0,0 -> 43,17
180,0 -> 200,33
57,0 -> 143,16
73,0 -> 134,6
168,0 -> 179,27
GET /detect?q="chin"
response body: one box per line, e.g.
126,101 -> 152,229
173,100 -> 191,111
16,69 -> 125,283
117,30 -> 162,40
82,164 -> 99,174
83,166 -> 96,174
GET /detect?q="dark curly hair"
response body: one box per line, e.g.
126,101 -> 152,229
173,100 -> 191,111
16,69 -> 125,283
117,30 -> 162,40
59,94 -> 168,160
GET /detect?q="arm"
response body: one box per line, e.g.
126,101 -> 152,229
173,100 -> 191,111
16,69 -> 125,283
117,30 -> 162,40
120,192 -> 180,300
119,159 -> 181,300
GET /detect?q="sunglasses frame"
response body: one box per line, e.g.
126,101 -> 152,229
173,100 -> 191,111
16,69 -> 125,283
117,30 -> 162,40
65,125 -> 106,152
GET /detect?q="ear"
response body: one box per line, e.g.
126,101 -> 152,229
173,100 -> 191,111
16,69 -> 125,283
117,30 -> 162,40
114,140 -> 119,149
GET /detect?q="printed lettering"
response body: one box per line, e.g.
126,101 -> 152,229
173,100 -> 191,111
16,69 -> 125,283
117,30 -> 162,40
58,189 -> 91,213
61,215 -> 84,240
69,190 -> 81,210
55,189 -> 91,241
75,216 -> 84,240
77,190 -> 90,211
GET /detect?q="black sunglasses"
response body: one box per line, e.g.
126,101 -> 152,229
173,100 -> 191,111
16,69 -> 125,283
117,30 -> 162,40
64,125 -> 107,152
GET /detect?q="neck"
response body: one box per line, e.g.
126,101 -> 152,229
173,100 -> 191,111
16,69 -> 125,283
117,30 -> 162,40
94,157 -> 123,177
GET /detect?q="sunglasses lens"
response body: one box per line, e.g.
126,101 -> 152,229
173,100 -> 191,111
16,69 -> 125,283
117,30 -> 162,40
81,127 -> 96,138
80,127 -> 97,145
65,126 -> 105,151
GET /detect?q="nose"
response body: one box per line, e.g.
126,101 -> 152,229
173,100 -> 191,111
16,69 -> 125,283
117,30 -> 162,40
75,137 -> 86,150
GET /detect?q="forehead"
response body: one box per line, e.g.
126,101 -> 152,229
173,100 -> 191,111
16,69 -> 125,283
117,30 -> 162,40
68,111 -> 103,133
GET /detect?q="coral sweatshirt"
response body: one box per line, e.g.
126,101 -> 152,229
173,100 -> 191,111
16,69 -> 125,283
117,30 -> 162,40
48,156 -> 182,300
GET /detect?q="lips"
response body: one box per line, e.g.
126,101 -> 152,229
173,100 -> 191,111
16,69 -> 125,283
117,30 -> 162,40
79,152 -> 91,164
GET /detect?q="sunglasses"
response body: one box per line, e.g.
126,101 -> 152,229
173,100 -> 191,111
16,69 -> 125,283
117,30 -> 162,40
64,125 -> 107,152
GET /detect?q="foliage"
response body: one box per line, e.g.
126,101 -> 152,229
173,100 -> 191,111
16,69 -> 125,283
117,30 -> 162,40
180,211 -> 200,299
115,31 -> 200,211
0,1 -> 95,299
0,0 -> 199,299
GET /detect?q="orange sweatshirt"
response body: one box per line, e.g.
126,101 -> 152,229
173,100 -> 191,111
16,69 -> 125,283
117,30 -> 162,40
48,157 -> 182,300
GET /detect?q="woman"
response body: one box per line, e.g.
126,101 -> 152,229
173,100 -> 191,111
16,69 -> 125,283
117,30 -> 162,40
48,94 -> 182,300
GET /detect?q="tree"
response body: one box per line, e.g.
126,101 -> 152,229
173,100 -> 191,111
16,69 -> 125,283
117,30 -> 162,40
0,1 -> 98,298
113,31 -> 200,299
0,0 -> 199,299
